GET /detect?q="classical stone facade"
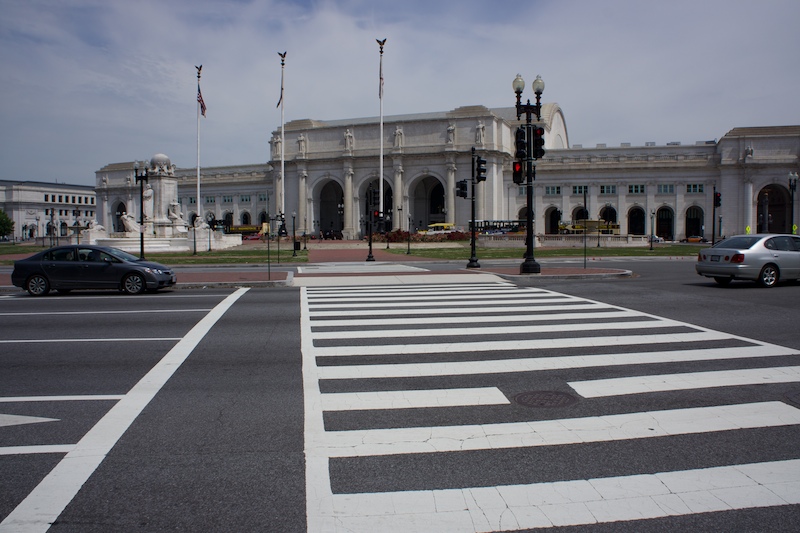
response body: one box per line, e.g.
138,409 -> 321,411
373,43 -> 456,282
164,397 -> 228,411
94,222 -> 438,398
0,180 -> 96,241
85,105 -> 799,244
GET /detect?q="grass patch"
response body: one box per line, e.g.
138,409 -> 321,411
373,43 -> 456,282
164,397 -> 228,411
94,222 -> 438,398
1,241 -> 703,265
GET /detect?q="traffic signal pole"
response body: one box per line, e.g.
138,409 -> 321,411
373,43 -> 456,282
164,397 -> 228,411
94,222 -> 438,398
467,148 -> 480,268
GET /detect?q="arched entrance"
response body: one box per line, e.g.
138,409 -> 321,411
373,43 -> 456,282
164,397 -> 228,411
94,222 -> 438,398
223,212 -> 233,232
572,206 -> 588,221
757,184 -> 790,233
320,181 -> 345,237
545,207 -> 562,234
114,202 -> 127,233
656,207 -> 674,240
410,176 -> 439,229
599,205 -> 617,224
628,207 -> 645,235
686,206 -> 704,238
241,212 -> 251,225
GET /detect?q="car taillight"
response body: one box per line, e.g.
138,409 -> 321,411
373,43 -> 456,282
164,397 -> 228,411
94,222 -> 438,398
731,253 -> 745,264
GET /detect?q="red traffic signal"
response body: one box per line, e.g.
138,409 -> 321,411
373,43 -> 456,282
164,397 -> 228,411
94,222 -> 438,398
512,160 -> 524,185
532,126 -> 545,159
714,192 -> 721,207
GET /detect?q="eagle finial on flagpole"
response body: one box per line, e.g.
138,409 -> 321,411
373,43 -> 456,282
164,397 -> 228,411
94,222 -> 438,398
376,39 -> 386,53
278,51 -> 286,65
196,64 -> 202,79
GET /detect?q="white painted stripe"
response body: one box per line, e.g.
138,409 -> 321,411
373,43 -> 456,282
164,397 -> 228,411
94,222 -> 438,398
308,296 -> 572,309
316,345 -> 798,380
324,459 -> 800,532
571,366 -> 800,398
319,401 -> 800,457
307,286 -> 524,298
0,309 -> 211,317
306,282 -> 512,293
0,395 -> 124,403
0,445 -> 75,456
321,387 -> 509,411
309,302 -> 602,318
310,310 -> 636,328
311,316 -> 677,341
0,414 -> 58,428
0,337 -> 181,344
0,288 -> 249,533
308,331 -> 731,357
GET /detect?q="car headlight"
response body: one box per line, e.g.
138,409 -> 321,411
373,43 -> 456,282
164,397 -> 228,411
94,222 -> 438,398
143,267 -> 164,275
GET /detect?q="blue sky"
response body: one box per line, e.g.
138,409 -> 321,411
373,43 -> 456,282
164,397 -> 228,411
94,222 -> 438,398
1,0 -> 798,186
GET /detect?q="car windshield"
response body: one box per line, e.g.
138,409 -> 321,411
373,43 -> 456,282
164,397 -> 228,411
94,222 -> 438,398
105,247 -> 140,262
713,236 -> 760,250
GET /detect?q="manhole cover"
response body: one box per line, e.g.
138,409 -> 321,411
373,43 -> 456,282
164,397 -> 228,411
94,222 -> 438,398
514,391 -> 578,408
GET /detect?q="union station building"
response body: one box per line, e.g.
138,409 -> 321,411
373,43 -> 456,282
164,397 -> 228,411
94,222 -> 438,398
4,104 -> 799,243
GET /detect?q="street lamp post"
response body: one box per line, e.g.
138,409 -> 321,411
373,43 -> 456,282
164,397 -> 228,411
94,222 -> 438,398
513,74 -> 545,274
650,209 -> 656,251
789,172 -> 798,235
292,211 -> 297,257
134,162 -> 149,259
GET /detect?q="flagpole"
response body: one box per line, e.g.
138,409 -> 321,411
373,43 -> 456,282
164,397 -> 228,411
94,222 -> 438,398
278,52 -> 286,220
377,39 -> 385,231
195,65 -> 203,255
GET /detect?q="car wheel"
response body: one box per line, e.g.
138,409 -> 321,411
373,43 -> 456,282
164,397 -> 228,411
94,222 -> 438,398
757,264 -> 779,288
26,274 -> 50,296
713,276 -> 732,286
122,273 -> 146,295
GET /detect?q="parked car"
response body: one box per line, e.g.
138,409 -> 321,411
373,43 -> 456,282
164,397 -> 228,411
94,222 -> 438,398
11,245 -> 176,296
695,234 -> 800,287
681,236 -> 708,243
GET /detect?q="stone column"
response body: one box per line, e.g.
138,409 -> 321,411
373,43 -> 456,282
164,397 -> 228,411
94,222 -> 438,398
393,159 -> 404,231
343,166 -> 355,239
298,170 -> 308,236
446,157 -> 456,226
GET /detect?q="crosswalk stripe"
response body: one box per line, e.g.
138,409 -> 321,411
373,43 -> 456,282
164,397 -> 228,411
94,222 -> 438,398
311,316 -> 680,340
327,459 -> 800,531
318,401 -> 800,457
316,344 -> 797,380
308,302 -> 602,318
308,330 -> 731,357
570,366 -> 800,398
321,387 -> 509,411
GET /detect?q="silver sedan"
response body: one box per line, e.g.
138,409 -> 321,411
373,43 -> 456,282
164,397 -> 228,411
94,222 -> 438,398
695,234 -> 800,287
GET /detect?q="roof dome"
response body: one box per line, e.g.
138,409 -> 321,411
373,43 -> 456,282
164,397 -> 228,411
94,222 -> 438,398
150,153 -> 171,168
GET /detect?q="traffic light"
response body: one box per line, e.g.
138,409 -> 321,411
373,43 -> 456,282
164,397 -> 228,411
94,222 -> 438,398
532,126 -> 545,159
373,210 -> 380,220
475,155 -> 487,182
714,191 -> 721,207
370,188 -> 380,207
456,179 -> 468,198
512,160 -> 524,185
514,127 -> 527,160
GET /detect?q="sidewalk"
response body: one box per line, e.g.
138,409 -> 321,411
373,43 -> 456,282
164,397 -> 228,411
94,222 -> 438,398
0,242 -> 632,291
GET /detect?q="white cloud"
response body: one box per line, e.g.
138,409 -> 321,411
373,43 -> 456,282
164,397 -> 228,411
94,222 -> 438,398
0,0 -> 798,185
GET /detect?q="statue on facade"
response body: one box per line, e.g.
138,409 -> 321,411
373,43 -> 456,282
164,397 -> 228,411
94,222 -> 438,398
394,126 -> 404,148
121,213 -> 140,233
344,128 -> 354,152
447,124 -> 455,144
476,121 -> 485,145
272,134 -> 282,160
297,133 -> 307,157
142,184 -> 154,220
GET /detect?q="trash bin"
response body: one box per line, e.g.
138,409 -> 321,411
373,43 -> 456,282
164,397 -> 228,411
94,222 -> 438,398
294,241 -> 301,251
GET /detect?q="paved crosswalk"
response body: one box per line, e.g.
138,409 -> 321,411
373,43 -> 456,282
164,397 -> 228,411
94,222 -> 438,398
300,280 -> 800,532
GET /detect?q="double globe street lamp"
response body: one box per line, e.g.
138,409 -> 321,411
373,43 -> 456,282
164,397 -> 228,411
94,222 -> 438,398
512,73 -> 545,274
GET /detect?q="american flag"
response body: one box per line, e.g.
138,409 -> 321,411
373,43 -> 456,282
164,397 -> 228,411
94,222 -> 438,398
197,83 -> 206,117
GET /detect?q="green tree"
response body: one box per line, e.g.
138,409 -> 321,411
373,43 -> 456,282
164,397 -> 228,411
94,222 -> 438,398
0,209 -> 14,238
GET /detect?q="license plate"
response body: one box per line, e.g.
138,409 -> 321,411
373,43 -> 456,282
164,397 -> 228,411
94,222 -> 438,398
171,275 -> 177,283
711,255 -> 720,262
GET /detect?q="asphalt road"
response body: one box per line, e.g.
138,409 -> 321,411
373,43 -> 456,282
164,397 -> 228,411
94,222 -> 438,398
1,259 -> 799,532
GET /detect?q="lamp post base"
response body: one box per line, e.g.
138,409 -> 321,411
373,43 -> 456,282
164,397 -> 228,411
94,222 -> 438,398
520,259 -> 541,274
467,258 -> 480,269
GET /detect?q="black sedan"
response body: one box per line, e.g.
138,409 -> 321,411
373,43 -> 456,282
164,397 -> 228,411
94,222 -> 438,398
11,245 -> 176,296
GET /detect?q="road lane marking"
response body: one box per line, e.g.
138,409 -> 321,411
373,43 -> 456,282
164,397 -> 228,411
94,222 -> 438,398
0,445 -> 75,456
570,366 -> 800,398
0,288 -> 249,533
0,414 -> 58,428
327,459 -> 800,532
316,345 -> 797,379
0,338 -> 181,344
0,309 -> 212,317
320,401 -> 800,457
0,395 -> 124,403
321,387 -> 509,411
